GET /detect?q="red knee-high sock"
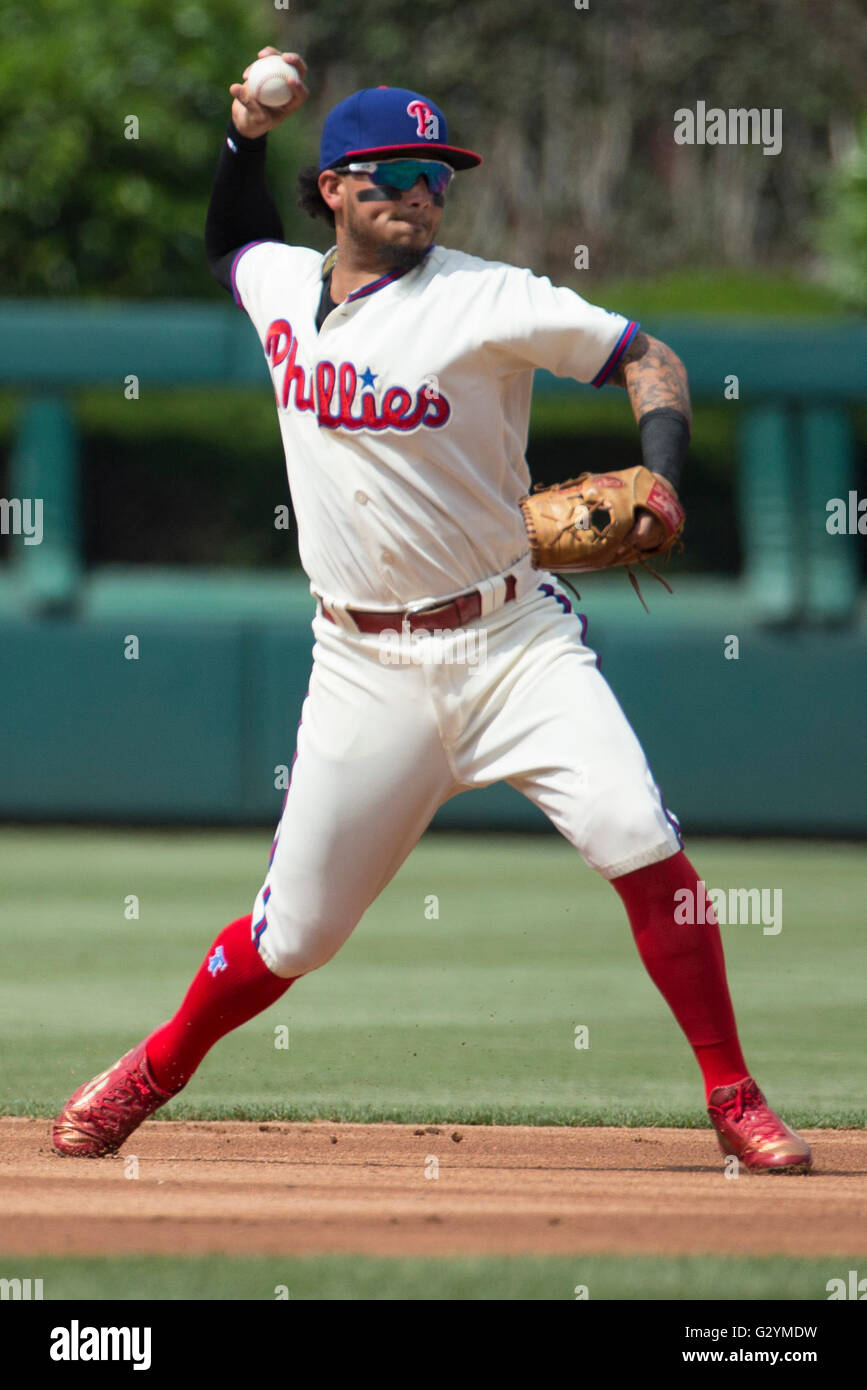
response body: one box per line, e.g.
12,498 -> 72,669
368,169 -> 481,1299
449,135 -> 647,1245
611,852 -> 749,1100
145,915 -> 295,1092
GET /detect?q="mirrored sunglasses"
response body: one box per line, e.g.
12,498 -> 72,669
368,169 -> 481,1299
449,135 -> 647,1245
338,159 -> 455,197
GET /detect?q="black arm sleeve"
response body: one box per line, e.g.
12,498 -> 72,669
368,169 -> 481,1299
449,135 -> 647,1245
205,119 -> 285,291
638,407 -> 690,493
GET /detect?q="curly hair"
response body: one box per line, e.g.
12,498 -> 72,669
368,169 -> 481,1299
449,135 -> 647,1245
297,165 -> 335,227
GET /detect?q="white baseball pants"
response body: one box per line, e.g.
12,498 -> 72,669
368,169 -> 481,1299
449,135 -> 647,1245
252,559 -> 681,977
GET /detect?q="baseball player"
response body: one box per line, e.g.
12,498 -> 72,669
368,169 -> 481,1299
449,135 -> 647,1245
53,49 -> 811,1175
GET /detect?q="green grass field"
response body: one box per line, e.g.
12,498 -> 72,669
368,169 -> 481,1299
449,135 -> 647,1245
5,1254 -> 862,1302
2,829 -> 863,1301
1,829 -> 863,1127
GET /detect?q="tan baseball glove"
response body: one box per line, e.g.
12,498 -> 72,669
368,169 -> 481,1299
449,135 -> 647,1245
519,465 -> 685,601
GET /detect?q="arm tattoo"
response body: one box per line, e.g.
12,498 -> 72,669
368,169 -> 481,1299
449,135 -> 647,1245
608,332 -> 691,426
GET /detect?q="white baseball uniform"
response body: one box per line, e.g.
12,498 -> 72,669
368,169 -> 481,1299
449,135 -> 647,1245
231,239 -> 682,978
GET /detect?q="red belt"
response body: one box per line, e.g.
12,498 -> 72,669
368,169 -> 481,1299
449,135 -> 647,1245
322,575 -> 517,635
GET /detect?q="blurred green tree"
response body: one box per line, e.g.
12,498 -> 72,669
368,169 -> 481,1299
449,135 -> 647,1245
817,116 -> 867,310
0,0 -> 863,297
0,0 -> 309,296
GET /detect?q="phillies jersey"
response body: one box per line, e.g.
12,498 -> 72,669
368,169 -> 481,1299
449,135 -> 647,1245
232,239 -> 638,609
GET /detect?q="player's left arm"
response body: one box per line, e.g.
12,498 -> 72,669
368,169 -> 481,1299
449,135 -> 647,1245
609,331 -> 691,424
608,331 -> 691,552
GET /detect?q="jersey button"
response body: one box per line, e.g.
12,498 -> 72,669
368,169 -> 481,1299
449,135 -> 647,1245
354,491 -> 368,505
381,549 -> 395,566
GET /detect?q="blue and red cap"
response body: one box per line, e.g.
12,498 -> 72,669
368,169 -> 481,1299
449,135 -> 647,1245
319,86 -> 482,172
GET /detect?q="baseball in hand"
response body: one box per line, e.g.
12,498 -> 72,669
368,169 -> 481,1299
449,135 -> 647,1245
246,56 -> 300,107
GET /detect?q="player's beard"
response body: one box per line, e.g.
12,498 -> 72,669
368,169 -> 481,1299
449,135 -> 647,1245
344,200 -> 433,273
377,241 -> 431,273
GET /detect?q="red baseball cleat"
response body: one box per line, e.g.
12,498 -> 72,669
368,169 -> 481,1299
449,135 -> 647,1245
707,1076 -> 812,1174
52,1041 -> 181,1158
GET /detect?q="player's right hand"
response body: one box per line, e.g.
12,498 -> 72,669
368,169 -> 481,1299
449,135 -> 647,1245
229,48 -> 309,138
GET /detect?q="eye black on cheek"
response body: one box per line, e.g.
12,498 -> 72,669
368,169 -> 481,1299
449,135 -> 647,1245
356,187 -> 397,203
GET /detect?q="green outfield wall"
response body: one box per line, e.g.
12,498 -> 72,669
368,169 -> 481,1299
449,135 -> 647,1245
1,305 -> 864,833
2,585 -> 865,833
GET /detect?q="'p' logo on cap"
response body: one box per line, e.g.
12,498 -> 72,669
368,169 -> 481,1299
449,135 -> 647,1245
406,99 -> 440,141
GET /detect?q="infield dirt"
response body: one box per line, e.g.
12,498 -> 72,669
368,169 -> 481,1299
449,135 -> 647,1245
1,1119 -> 864,1258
